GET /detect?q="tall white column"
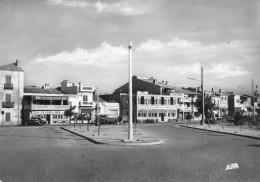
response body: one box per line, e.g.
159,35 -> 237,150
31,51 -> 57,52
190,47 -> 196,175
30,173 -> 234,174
128,41 -> 133,140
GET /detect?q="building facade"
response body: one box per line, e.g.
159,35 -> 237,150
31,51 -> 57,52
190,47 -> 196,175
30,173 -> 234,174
104,76 -> 198,123
0,60 -> 24,126
22,86 -> 70,124
60,80 -> 95,120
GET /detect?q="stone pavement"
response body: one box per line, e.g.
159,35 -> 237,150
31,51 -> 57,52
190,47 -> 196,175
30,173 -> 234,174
61,124 -> 164,146
180,123 -> 260,139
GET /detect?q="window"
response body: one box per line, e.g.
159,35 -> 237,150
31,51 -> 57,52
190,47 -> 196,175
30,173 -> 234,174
6,113 -> 11,121
5,75 -> 11,84
140,96 -> 144,104
83,95 -> 88,102
53,115 -> 57,119
161,97 -> 164,105
5,94 -> 11,102
151,97 -> 154,105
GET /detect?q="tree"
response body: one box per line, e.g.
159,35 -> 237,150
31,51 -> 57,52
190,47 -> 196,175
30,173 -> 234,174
64,106 -> 76,125
194,94 -> 215,125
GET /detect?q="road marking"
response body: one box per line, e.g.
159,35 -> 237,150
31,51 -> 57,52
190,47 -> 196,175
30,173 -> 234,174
225,163 -> 239,170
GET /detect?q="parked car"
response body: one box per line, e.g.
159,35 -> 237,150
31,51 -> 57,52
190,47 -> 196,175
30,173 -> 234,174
22,117 -> 47,126
100,115 -> 119,125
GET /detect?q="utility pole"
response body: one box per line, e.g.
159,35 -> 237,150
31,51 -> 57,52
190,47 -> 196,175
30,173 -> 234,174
252,78 -> 255,122
97,87 -> 100,135
201,67 -> 205,125
128,41 -> 133,140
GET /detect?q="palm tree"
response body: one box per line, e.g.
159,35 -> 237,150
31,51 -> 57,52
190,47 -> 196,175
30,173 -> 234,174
195,94 -> 215,126
64,106 -> 76,125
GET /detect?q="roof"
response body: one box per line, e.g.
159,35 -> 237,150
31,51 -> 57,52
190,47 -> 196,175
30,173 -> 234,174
137,76 -> 176,90
177,88 -> 199,95
24,86 -> 64,94
0,62 -> 23,72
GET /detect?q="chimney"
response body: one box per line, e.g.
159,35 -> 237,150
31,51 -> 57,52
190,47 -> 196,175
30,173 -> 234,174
42,84 -> 49,89
79,82 -> 82,90
212,88 -> 214,93
219,89 -> 222,94
15,60 -> 19,67
166,81 -> 168,85
197,87 -> 201,92
153,79 -> 156,84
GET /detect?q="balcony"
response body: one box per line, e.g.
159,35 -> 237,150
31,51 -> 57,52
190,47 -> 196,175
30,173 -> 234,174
4,83 -> 13,90
2,101 -> 14,108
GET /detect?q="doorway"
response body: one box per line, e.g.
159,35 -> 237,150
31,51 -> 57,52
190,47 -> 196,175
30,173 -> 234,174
47,115 -> 51,124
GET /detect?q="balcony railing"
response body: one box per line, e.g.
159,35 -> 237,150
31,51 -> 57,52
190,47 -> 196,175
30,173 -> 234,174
2,101 -> 14,108
4,83 -> 13,90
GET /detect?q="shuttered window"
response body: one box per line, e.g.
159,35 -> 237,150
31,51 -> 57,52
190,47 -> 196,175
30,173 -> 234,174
6,113 -> 11,122
5,94 -> 11,102
5,75 -> 11,84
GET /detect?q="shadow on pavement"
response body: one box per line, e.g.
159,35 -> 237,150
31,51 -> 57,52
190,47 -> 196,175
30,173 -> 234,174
0,134 -> 85,141
206,134 -> 227,136
246,144 -> 260,147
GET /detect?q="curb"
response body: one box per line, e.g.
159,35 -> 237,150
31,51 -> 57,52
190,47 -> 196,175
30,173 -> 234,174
61,127 -> 105,144
179,125 -> 260,140
61,127 -> 164,146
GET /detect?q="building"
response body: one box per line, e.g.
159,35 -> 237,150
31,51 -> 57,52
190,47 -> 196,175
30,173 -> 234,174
22,85 -> 70,125
228,94 -> 250,116
102,76 -> 198,122
93,95 -> 120,120
0,60 -> 24,126
60,80 -> 95,121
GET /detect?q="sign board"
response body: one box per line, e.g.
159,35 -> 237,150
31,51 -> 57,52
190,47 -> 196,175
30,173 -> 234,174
34,96 -> 68,100
32,111 -> 64,115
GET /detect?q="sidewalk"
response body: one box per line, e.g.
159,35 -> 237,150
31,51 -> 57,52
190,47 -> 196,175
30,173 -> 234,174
61,124 -> 163,146
180,123 -> 260,140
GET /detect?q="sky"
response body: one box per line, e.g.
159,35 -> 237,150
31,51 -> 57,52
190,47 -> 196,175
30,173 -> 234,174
0,0 -> 260,94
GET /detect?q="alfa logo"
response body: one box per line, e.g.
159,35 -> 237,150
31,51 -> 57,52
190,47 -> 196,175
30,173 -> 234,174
225,163 -> 239,170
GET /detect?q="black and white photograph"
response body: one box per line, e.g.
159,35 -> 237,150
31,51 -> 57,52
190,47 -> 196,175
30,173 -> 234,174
0,0 -> 260,181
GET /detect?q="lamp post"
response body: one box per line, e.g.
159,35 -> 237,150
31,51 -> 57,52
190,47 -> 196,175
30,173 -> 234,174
201,67 -> 205,125
128,41 -> 133,141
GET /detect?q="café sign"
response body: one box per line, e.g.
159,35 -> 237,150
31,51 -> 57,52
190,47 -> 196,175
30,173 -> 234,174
32,111 -> 64,115
34,96 -> 68,100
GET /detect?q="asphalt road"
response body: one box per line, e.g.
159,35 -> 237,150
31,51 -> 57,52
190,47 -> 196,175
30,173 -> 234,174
0,124 -> 259,182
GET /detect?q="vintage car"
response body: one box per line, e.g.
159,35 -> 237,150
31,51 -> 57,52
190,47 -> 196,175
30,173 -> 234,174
22,117 -> 47,126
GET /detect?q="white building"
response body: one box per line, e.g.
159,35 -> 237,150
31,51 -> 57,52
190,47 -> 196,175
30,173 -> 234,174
60,80 -> 95,121
0,60 -> 24,126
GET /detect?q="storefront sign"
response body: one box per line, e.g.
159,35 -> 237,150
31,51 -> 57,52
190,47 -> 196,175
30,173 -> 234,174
159,110 -> 167,113
138,110 -> 147,113
32,111 -> 64,115
34,96 -> 68,100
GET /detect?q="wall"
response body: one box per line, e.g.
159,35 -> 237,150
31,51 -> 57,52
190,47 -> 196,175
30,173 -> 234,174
0,70 -> 24,125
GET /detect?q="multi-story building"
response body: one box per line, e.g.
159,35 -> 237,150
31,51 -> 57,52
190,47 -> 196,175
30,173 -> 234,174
0,60 -> 24,126
60,80 -> 95,120
101,76 -> 198,122
228,94 -> 251,116
22,85 -> 70,124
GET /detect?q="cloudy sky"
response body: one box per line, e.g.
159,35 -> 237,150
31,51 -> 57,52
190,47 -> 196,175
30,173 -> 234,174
0,0 -> 259,94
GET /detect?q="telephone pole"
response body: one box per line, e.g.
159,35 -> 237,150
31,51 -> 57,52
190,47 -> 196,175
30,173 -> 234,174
201,67 -> 205,125
252,78 -> 255,122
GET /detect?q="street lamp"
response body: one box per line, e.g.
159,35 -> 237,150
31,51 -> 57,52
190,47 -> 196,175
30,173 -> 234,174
128,41 -> 133,141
